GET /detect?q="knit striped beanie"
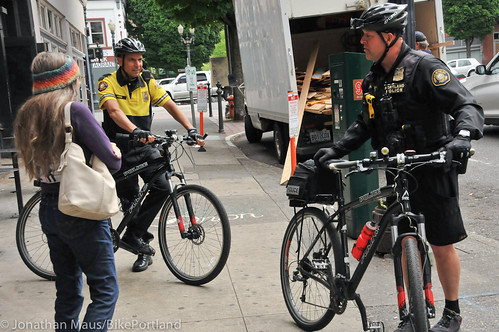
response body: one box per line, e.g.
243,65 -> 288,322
32,55 -> 79,95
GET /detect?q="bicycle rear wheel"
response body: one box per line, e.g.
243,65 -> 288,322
16,192 -> 56,281
404,237 -> 428,332
158,184 -> 231,285
280,207 -> 343,331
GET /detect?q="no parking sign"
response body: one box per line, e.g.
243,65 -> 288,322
197,84 -> 208,112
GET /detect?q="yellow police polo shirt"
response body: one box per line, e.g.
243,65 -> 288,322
97,71 -> 171,115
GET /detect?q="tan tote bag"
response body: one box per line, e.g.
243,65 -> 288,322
57,102 -> 119,220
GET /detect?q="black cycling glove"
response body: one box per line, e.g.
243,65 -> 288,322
132,128 -> 152,140
313,147 -> 340,168
187,128 -> 204,142
445,135 -> 471,159
444,135 -> 471,173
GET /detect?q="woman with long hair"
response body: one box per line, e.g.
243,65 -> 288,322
15,52 -> 121,331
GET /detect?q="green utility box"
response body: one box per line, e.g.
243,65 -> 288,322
329,52 -> 379,239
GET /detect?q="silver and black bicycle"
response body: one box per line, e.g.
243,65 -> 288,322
16,130 -> 231,286
280,148 -> 460,331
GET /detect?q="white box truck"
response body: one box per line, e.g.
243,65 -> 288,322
233,0 -> 446,163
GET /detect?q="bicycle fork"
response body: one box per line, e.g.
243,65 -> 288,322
170,184 -> 201,240
391,213 -> 436,321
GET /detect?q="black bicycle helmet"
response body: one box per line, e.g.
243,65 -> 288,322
351,3 -> 408,33
114,38 -> 146,56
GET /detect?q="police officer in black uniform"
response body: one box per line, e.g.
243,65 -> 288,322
98,38 -> 204,272
314,3 -> 484,332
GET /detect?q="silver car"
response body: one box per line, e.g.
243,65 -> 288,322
461,52 -> 499,125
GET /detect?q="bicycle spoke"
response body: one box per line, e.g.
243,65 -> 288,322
158,185 -> 230,285
280,207 -> 339,330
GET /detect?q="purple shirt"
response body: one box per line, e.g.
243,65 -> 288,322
70,102 -> 121,173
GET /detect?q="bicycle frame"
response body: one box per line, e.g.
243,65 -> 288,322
111,138 -> 198,240
297,165 -> 436,330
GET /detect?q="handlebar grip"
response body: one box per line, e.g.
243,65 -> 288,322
328,160 -> 358,171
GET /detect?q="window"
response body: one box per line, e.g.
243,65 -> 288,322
69,28 -> 84,52
54,16 -> 61,38
178,75 -> 187,84
197,73 -> 208,81
458,60 -> 470,67
490,56 -> 499,75
448,61 -> 456,68
39,5 -> 47,29
89,21 -> 104,45
47,9 -> 53,33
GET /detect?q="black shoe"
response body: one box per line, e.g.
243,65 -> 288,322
132,254 -> 153,272
121,232 -> 156,255
430,308 -> 462,332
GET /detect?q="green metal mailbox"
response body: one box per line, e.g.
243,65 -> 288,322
329,52 -> 379,238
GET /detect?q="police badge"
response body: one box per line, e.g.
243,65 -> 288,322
393,67 -> 404,81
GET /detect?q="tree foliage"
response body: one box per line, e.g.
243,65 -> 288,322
443,0 -> 499,57
125,0 -> 221,75
153,0 -> 245,120
154,0 -> 234,27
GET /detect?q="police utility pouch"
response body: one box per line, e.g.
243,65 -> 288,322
286,159 -> 339,207
57,103 -> 119,220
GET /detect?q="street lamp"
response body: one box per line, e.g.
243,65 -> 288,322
177,25 -> 195,66
108,20 -> 117,67
82,0 -> 95,113
178,24 -> 197,127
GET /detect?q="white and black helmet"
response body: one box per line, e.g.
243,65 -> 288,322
114,38 -> 146,57
351,3 -> 408,33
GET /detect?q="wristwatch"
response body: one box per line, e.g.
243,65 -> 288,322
457,129 -> 471,138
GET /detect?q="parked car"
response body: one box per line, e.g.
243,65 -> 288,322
157,77 -> 174,87
161,71 -> 217,102
447,58 -> 481,77
461,52 -> 499,125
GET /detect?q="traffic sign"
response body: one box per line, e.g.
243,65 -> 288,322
197,84 -> 208,112
185,66 -> 197,91
288,91 -> 299,138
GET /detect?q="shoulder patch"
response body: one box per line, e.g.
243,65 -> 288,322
431,69 -> 451,86
98,81 -> 109,92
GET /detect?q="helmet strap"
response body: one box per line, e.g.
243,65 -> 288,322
119,54 -> 136,82
375,31 -> 401,66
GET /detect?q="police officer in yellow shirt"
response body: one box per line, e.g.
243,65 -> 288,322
98,38 -> 204,272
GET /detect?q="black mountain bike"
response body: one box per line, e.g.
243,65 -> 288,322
16,130 -> 231,286
280,148 -> 457,331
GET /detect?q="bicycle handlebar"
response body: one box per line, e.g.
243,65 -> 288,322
328,149 -> 445,171
328,148 -> 475,172
116,130 -> 208,147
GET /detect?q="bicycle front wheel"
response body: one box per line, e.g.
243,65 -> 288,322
16,192 -> 56,281
404,237 -> 428,331
158,184 -> 231,285
280,207 -> 343,331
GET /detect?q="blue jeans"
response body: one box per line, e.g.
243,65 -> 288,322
40,192 -> 119,332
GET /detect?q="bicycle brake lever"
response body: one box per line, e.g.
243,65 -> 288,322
345,169 -> 360,178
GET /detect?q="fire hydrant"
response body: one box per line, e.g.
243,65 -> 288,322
225,95 -> 235,119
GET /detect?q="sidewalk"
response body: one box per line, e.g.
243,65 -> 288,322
0,105 -> 497,331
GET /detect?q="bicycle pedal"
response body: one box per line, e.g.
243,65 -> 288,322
119,243 -> 140,255
368,321 -> 385,332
